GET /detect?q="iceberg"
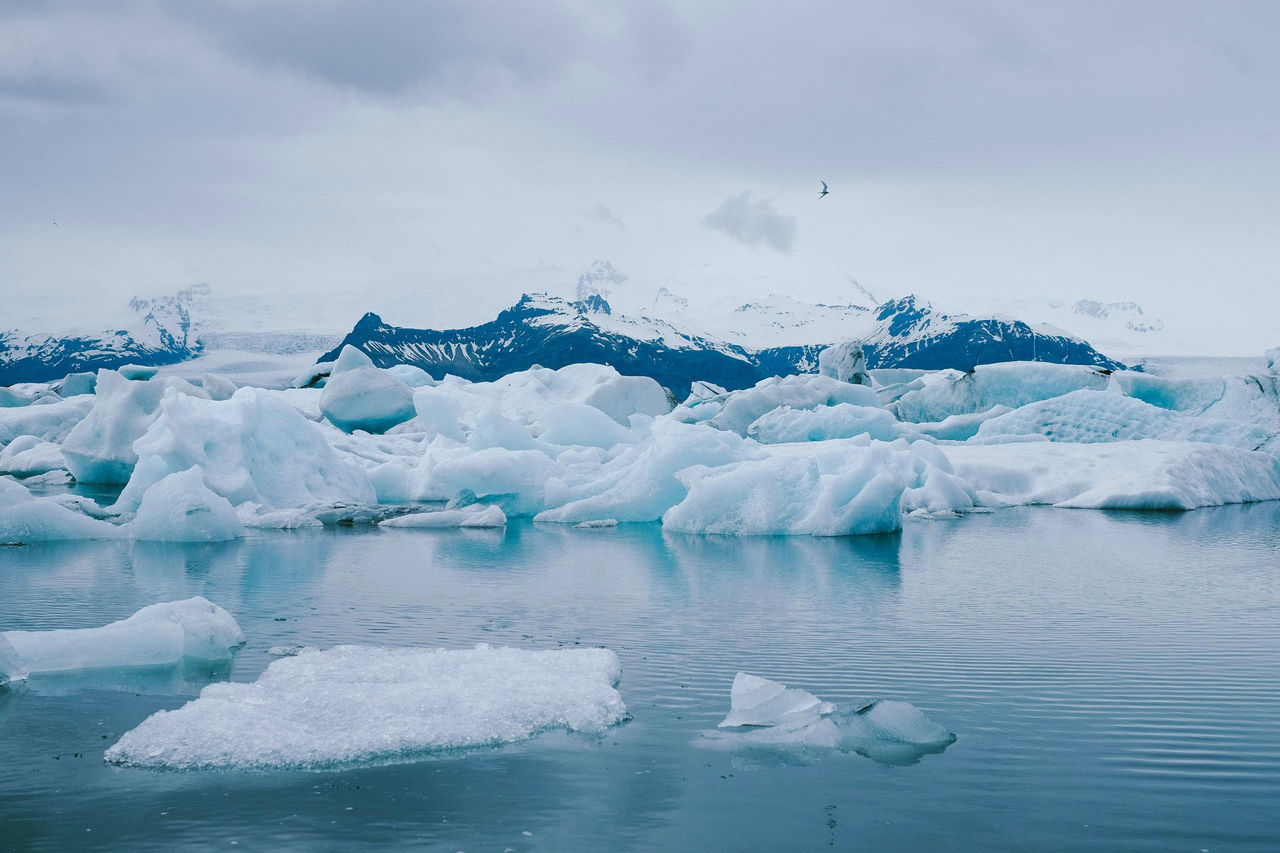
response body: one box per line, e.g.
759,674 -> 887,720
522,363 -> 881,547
0,633 -> 27,687
0,435 -> 67,477
0,394 -> 94,445
703,672 -> 956,766
61,370 -> 208,484
892,362 -> 1110,424
817,340 -> 871,385
0,477 -> 122,543
112,387 -> 376,512
105,644 -> 627,770
319,346 -> 416,434
130,466 -> 243,542
2,597 -> 244,677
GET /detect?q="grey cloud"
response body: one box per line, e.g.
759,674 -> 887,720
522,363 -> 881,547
584,205 -> 625,231
164,1 -> 594,99
703,192 -> 796,253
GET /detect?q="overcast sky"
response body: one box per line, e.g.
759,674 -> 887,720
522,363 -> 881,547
2,1 -> 1278,348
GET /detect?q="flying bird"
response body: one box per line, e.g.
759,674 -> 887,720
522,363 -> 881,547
818,181 -> 829,199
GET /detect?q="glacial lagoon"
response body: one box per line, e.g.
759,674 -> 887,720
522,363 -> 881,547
3,505 -> 1279,851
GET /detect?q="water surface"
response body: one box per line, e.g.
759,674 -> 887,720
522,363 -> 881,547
2,504 -> 1279,851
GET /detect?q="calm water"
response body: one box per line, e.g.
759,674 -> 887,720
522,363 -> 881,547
2,505 -> 1279,851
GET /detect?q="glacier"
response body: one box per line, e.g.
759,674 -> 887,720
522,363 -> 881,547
1,348 -> 1278,542
104,644 -> 627,770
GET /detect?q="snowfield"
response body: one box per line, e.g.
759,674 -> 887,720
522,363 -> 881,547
2,345 -> 1279,543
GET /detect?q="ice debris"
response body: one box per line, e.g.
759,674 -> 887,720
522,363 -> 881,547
378,504 -> 507,528
2,597 -> 244,677
105,644 -> 626,770
704,672 -> 955,766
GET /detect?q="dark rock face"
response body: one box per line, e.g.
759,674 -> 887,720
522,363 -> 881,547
321,294 -> 1125,399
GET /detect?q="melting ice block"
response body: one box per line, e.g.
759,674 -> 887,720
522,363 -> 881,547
105,644 -> 627,770
2,597 -> 244,676
0,633 -> 27,686
378,504 -> 507,528
719,672 -> 835,727
706,672 -> 955,766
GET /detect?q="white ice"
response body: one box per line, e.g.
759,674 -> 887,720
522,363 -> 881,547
2,597 -> 243,677
105,644 -> 626,770
130,465 -> 243,542
319,346 -> 417,434
704,672 -> 955,765
0,476 -> 122,543
378,504 -> 507,528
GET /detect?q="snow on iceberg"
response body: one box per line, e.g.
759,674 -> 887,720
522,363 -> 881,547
2,597 -> 244,677
112,387 -> 376,513
319,346 -> 416,434
105,644 -> 626,770
702,673 -> 955,766
130,466 -> 243,542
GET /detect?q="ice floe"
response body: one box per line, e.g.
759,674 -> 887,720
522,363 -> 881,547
131,466 -> 243,542
1,597 -> 243,678
105,644 -> 626,770
701,672 -> 955,766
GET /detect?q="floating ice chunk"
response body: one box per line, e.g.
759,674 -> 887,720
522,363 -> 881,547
131,466 -> 243,542
818,340 -> 871,385
2,597 -> 244,675
113,387 -> 375,512
0,435 -> 66,477
719,672 -> 835,728
0,394 -> 94,445
378,505 -> 507,528
705,673 -> 955,766
0,477 -> 123,543
574,518 -> 617,528
105,644 -> 626,770
320,347 -> 416,434
1267,347 -> 1279,375
944,439 -> 1280,510
0,633 -> 27,686
892,362 -> 1110,424
62,371 -> 207,484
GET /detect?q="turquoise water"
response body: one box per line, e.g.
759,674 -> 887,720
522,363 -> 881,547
2,505 -> 1279,851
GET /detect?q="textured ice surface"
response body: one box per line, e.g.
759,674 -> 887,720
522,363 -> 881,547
0,435 -> 66,476
0,394 -> 94,445
719,672 -> 835,727
62,371 -> 208,484
105,644 -> 626,770
817,340 -> 871,385
113,387 -> 376,512
945,439 -> 1280,510
892,362 -> 1110,423
975,389 -> 1272,450
131,466 -> 243,542
0,476 -> 122,543
0,633 -> 27,686
704,673 -> 955,766
378,504 -> 507,528
2,597 -> 243,676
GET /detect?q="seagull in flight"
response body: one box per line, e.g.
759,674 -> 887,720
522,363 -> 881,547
818,180 -> 829,199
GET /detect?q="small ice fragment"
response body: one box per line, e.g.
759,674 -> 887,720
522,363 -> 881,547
718,672 -> 834,728
574,519 -> 617,529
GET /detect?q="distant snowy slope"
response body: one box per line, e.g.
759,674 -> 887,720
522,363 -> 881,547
321,291 -> 1124,397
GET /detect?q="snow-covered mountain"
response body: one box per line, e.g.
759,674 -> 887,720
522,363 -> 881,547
321,291 -> 1124,398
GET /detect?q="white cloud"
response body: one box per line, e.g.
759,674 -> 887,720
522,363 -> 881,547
703,192 -> 796,253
